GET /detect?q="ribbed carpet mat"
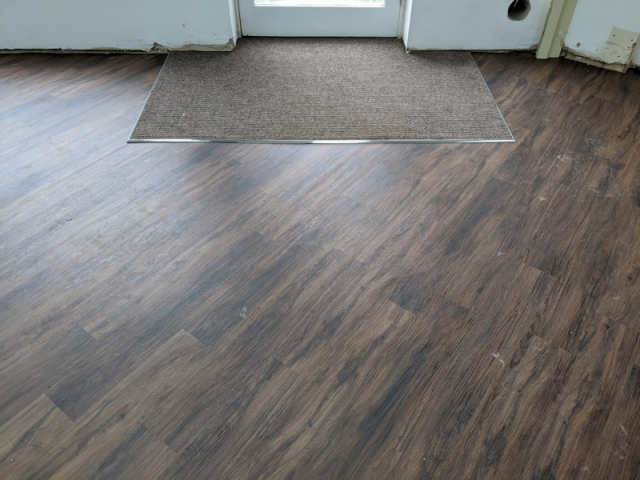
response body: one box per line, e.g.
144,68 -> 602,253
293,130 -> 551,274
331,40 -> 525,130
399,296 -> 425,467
130,38 -> 513,143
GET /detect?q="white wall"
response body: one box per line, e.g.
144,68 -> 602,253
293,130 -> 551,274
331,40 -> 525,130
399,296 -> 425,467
564,0 -> 640,67
404,0 -> 552,51
0,0 -> 237,50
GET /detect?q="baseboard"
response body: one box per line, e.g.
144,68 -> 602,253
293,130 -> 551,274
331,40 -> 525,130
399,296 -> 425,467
405,46 -> 538,54
0,39 -> 235,54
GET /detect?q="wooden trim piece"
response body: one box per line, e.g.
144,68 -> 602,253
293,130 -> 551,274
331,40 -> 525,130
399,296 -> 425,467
537,0 -> 564,59
549,0 -> 578,57
536,0 -> 578,59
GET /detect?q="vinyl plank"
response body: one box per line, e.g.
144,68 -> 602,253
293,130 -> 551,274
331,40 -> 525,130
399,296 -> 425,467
2,51 -> 640,478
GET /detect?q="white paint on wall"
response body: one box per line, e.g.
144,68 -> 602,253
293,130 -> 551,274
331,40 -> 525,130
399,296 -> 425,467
0,0 -> 554,52
564,0 -> 640,67
0,0 -> 236,50
404,0 -> 552,51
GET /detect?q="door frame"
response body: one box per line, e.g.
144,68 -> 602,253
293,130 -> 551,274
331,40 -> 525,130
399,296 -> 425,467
235,0 -> 406,38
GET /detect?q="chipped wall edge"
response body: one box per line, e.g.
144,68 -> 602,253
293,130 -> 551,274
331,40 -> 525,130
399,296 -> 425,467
562,27 -> 640,73
405,46 -> 539,53
0,39 -> 235,54
2,36 -> 638,72
563,48 -> 629,73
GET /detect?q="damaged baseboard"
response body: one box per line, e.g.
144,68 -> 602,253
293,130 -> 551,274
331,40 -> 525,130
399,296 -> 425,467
0,39 -> 235,54
562,28 -> 640,73
405,46 -> 538,54
563,49 -> 630,73
149,40 -> 235,52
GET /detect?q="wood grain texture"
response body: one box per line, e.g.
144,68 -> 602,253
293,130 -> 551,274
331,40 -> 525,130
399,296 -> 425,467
1,51 -> 640,479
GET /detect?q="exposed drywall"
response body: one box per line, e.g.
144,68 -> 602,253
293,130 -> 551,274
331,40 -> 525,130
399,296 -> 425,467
404,0 -> 552,51
565,27 -> 639,72
565,0 -> 640,70
0,0 -> 236,51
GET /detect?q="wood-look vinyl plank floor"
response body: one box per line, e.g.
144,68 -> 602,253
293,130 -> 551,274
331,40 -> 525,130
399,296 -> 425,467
1,52 -> 640,479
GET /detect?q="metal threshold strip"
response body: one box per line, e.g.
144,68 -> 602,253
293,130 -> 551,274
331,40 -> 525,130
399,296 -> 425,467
127,138 -> 515,144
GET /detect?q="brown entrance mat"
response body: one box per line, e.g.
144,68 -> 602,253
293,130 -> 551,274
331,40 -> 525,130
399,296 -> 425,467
130,38 -> 513,143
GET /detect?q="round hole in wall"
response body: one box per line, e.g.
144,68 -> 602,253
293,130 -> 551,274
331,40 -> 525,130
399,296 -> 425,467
508,0 -> 531,21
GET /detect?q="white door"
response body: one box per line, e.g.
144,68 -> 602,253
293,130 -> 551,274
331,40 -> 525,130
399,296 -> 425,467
238,0 -> 402,37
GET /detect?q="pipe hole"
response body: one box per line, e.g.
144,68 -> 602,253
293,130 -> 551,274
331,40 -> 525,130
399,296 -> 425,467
508,0 -> 531,21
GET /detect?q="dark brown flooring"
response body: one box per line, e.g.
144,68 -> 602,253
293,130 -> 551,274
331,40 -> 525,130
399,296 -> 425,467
1,51 -> 640,479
